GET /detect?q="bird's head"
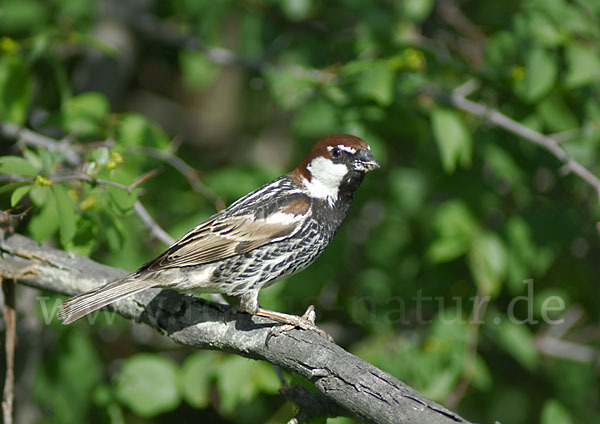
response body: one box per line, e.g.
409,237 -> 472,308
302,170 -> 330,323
290,134 -> 379,205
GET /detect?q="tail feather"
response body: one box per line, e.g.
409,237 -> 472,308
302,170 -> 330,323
57,273 -> 156,324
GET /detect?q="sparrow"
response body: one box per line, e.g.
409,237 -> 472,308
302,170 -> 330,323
58,134 -> 379,339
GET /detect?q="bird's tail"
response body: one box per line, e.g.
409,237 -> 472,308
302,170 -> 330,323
57,273 -> 156,324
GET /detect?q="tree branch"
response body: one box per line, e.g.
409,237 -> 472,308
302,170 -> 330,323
1,278 -> 16,424
0,122 -> 80,166
134,201 -> 175,245
447,79 -> 600,201
131,146 -> 225,211
0,233 -> 471,424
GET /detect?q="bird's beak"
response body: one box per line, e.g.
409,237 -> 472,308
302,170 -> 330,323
353,149 -> 380,172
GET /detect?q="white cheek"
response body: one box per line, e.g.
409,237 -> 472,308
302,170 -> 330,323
303,157 -> 348,204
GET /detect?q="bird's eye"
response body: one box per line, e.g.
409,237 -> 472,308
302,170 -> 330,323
332,147 -> 342,158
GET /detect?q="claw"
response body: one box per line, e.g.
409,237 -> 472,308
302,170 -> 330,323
258,305 -> 334,346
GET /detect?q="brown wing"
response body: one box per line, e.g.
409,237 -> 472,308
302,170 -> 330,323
138,199 -> 309,272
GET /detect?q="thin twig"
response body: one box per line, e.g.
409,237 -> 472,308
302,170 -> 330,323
133,201 -> 175,246
131,146 -> 224,210
1,127 -> 200,250
544,305 -> 585,339
128,168 -> 161,191
534,306 -> 599,365
0,233 -> 473,424
129,12 -> 264,69
448,79 -> 600,200
2,170 -> 176,248
0,122 -> 80,166
0,207 -> 32,234
57,169 -> 160,193
548,129 -> 581,143
535,336 -> 599,365
4,169 -> 160,194
52,175 -> 132,191
62,171 -> 176,246
1,278 -> 16,424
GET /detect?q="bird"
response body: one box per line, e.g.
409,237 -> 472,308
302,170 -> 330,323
57,134 -> 379,339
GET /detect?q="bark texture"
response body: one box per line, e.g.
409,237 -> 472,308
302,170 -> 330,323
0,233 -> 473,424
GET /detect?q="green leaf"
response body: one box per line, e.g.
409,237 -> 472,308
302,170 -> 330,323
420,311 -> 467,399
34,330 -> 103,423
22,149 -> 42,174
179,352 -> 215,409
216,356 -> 256,415
279,0 -> 313,21
215,356 -> 279,415
427,237 -> 470,264
10,184 -> 32,207
0,54 -> 32,125
53,184 -> 77,246
522,47 -> 557,102
29,195 -> 59,241
389,167 -> 427,214
240,13 -> 264,58
490,318 -> 539,370
471,355 -> 492,391
29,184 -> 48,206
0,156 -> 38,177
107,168 -> 137,213
401,0 -> 435,22
264,65 -> 315,109
422,368 -> 461,401
291,98 -> 338,138
431,108 -> 472,174
206,167 -> 278,201
355,60 -> 395,106
118,113 -> 170,148
469,232 -> 507,297
56,0 -> 96,27
63,91 -> 110,136
0,0 -> 47,33
115,354 -> 180,418
505,216 -> 544,293
433,200 -> 479,240
533,288 -> 569,320
38,148 -> 58,177
485,31 -> 517,68
536,93 -> 579,132
527,11 -> 564,47
483,144 -> 525,188
69,215 -> 99,256
541,399 -> 573,424
179,50 -> 220,91
565,43 -> 600,89
428,200 -> 478,262
70,33 -> 120,58
0,181 -> 30,196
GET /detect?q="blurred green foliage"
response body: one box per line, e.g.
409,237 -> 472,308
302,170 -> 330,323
1,0 -> 600,423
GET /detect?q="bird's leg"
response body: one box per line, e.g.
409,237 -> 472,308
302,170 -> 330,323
257,305 -> 334,344
237,292 -> 333,343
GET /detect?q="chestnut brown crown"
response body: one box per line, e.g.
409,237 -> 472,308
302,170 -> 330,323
290,134 -> 377,183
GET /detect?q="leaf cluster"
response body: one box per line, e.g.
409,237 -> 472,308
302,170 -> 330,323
1,0 -> 600,423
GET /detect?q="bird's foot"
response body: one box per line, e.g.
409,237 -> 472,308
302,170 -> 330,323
255,305 -> 334,345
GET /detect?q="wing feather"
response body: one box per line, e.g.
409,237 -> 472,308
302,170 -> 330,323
139,196 -> 310,272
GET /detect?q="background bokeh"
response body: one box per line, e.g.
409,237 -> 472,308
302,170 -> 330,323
1,0 -> 599,423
